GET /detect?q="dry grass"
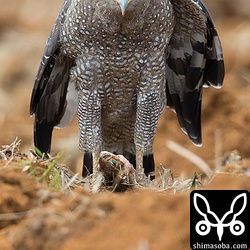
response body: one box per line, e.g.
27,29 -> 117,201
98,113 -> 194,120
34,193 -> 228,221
1,138 -> 249,195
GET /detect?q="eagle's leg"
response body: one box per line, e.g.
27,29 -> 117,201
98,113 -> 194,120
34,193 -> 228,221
83,151 -> 93,177
77,91 -> 102,179
134,54 -> 166,179
143,154 -> 155,176
135,90 -> 165,180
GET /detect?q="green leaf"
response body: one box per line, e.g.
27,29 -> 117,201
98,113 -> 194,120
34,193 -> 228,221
34,147 -> 44,158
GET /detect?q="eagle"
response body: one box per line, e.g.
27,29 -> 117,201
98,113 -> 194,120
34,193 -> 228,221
30,0 -> 224,178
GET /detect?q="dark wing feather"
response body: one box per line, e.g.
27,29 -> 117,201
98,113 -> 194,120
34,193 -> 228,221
199,0 -> 225,88
166,0 -> 224,146
30,0 -> 72,154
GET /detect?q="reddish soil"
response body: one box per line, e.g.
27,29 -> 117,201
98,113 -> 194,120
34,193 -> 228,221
0,0 -> 250,249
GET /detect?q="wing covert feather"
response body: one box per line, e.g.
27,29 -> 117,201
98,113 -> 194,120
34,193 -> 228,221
166,0 -> 224,145
30,0 -> 73,154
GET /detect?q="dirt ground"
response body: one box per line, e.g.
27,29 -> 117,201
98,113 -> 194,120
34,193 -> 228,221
0,0 -> 250,249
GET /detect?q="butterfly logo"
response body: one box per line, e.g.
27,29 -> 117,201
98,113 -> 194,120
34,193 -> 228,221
193,193 -> 247,241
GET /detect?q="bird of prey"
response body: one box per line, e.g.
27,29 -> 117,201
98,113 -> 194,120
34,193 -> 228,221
30,0 -> 224,178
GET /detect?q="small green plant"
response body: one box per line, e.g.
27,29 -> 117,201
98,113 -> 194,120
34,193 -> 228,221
17,150 -> 65,189
34,146 -> 44,159
191,172 -> 201,189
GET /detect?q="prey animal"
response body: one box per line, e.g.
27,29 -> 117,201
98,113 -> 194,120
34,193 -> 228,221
30,0 -> 224,178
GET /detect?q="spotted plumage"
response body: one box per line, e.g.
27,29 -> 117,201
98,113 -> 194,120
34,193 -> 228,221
30,0 -> 224,178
